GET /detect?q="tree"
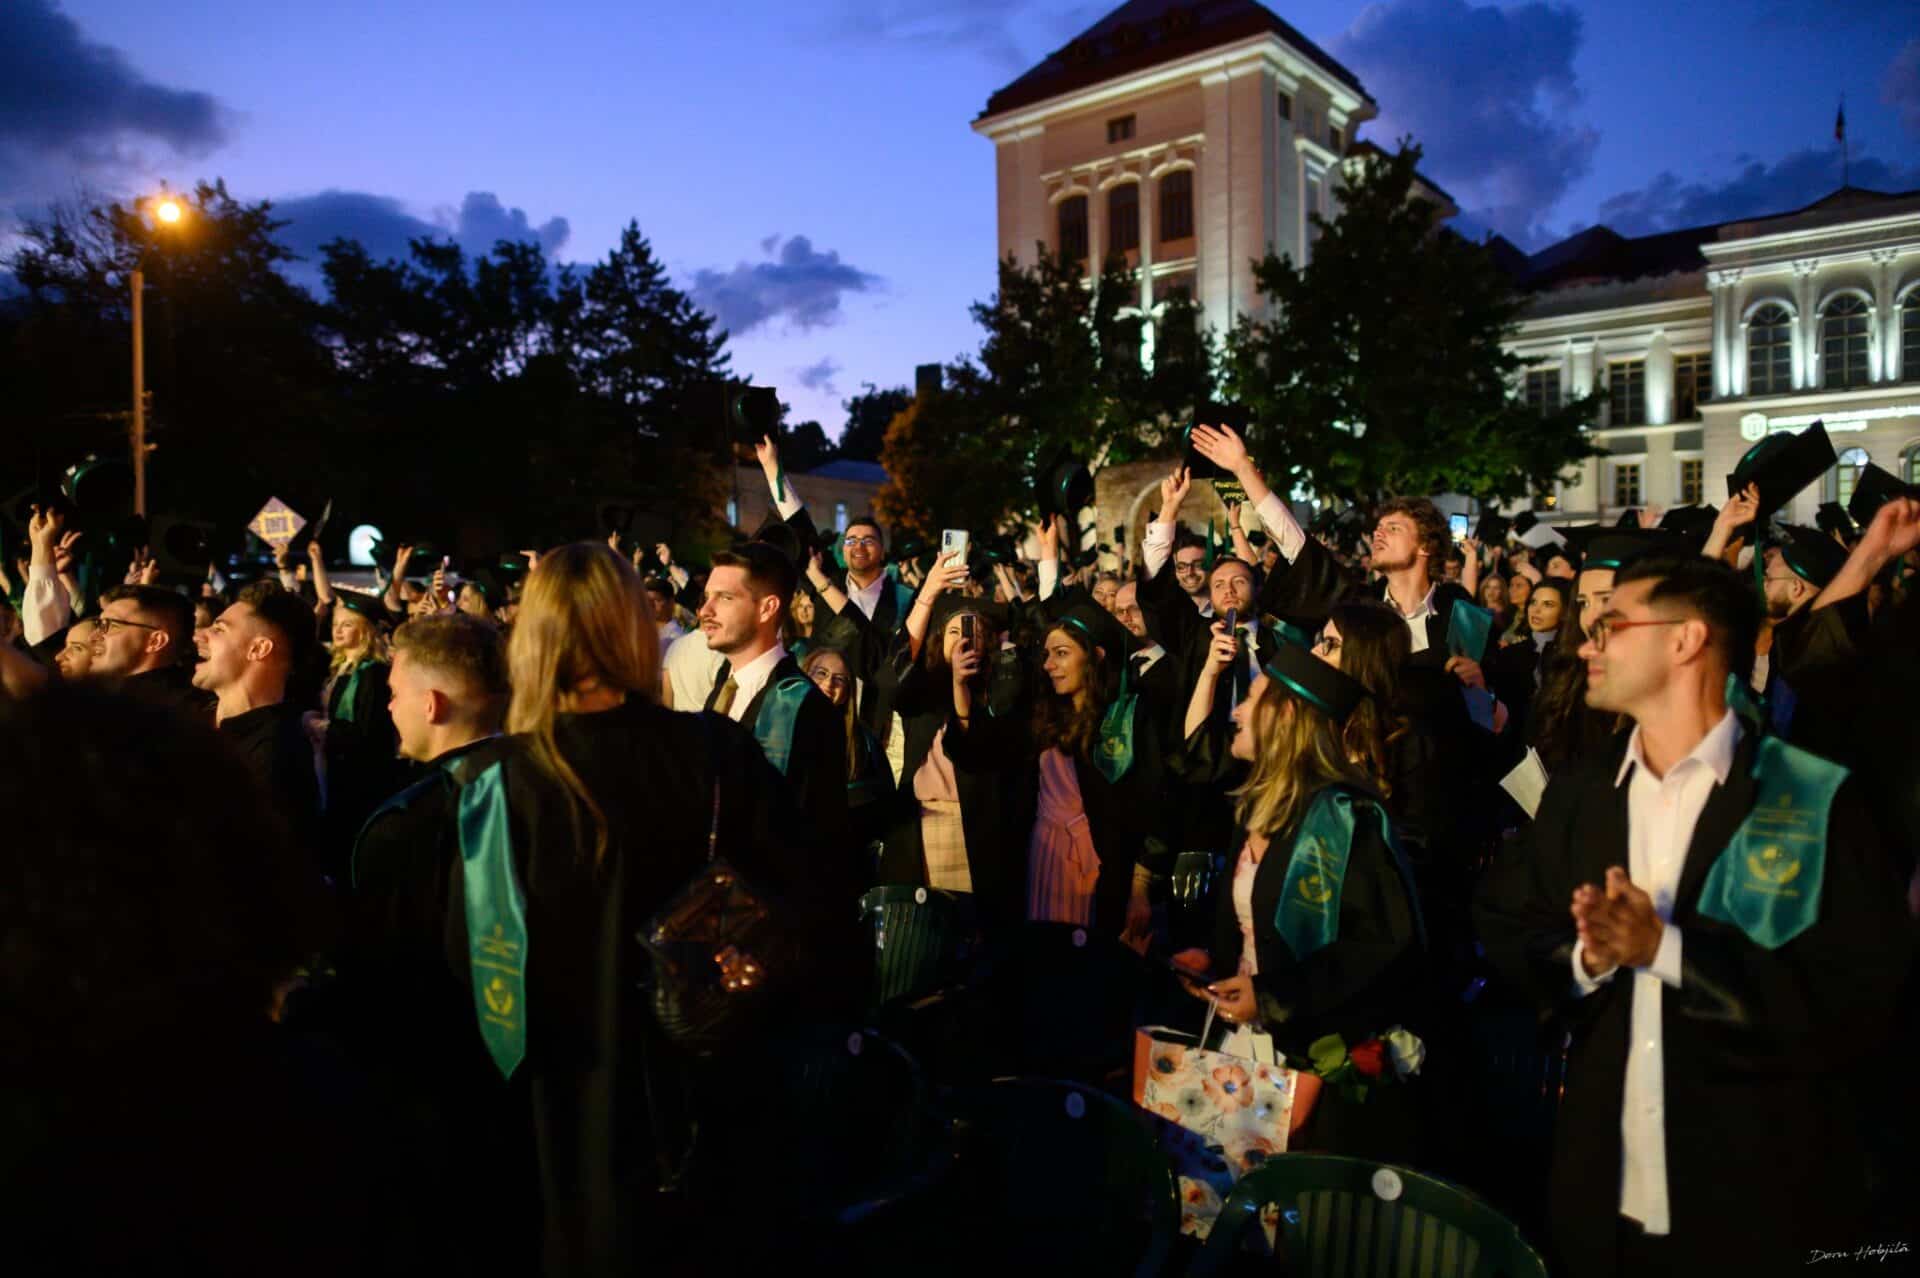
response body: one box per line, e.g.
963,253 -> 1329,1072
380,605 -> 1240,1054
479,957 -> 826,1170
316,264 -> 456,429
880,249 -> 1216,530
1221,142 -> 1597,508
836,383 -> 912,462
780,419 -> 836,471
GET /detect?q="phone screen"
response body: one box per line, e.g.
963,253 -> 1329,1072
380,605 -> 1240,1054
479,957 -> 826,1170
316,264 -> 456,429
960,613 -> 977,646
1448,514 -> 1469,542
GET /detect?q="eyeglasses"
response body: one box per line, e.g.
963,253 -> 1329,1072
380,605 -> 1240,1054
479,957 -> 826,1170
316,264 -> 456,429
843,536 -> 881,549
1173,559 -> 1206,573
96,616 -> 161,636
1587,616 -> 1685,651
810,672 -> 851,691
1312,634 -> 1343,656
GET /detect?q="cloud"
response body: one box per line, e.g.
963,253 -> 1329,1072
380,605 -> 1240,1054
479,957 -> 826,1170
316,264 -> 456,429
1335,0 -> 1598,247
271,189 -> 571,280
795,358 -> 842,395
690,235 -> 881,337
1594,148 -> 1920,237
0,0 -> 227,205
1884,38 -> 1920,139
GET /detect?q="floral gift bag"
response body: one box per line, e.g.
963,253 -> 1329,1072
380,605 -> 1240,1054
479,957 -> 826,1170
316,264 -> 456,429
1129,1022 -> 1304,1240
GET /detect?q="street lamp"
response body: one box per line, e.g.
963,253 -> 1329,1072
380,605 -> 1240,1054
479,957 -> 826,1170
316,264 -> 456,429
131,190 -> 187,517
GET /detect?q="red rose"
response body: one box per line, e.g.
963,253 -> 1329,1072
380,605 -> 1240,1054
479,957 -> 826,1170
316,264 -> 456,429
1348,1039 -> 1386,1080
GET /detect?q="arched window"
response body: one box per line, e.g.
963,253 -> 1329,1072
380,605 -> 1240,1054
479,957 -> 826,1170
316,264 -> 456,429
1107,182 -> 1140,256
1827,446 -> 1871,506
1057,195 -> 1089,262
1159,170 -> 1194,242
1903,292 -> 1920,382
1747,304 -> 1793,395
1821,294 -> 1870,388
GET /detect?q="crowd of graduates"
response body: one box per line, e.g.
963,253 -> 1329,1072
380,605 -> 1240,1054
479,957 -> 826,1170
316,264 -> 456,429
3,418 -> 1918,1277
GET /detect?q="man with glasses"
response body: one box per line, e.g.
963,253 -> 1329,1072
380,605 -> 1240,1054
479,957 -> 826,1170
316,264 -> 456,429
91,585 -> 206,711
1476,553 -> 1910,1277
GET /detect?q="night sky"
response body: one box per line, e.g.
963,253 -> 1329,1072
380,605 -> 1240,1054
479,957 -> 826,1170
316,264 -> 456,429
5,0 -> 1917,432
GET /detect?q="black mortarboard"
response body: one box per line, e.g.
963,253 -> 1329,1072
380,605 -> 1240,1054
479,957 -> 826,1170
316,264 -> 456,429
1512,511 -> 1539,537
1538,541 -> 1581,576
1557,525 -> 1687,572
1473,511 -> 1511,545
1847,463 -> 1919,527
459,567 -> 504,609
1614,509 -> 1641,530
1775,525 -> 1849,589
334,588 -> 387,624
1037,450 -> 1094,519
1659,505 -> 1719,544
1727,422 -> 1835,520
1052,600 -> 1131,663
1261,641 -> 1369,725
1814,502 -> 1856,540
747,512 -> 804,568
1182,403 -> 1250,482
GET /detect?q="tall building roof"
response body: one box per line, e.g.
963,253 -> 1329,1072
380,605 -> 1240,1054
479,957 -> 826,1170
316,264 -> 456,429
979,0 -> 1371,121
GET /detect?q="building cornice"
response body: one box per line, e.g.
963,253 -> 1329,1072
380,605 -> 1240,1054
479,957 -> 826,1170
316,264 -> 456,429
1514,295 -> 1711,338
972,33 -> 1371,140
1700,210 -> 1920,261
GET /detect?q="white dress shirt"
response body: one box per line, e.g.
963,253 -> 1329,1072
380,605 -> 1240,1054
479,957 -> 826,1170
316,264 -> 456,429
22,564 -> 73,648
844,572 -> 887,621
1570,708 -> 1741,1236
1143,491 -> 1304,581
715,643 -> 787,724
1385,581 -> 1438,654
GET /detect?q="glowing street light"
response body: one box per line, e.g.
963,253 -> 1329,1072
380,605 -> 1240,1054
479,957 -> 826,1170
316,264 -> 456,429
132,190 -> 188,516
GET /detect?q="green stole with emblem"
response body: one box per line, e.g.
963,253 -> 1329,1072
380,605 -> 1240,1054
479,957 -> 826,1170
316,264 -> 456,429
753,674 -> 814,775
334,658 -> 373,724
457,760 -> 529,1079
1274,787 -> 1421,960
1695,736 -> 1846,950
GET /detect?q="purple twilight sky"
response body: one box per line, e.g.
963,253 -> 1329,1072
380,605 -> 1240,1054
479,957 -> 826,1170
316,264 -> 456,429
5,0 -> 1918,432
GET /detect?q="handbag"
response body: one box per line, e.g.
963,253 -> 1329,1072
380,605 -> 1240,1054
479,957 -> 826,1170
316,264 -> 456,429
637,718 -> 809,1055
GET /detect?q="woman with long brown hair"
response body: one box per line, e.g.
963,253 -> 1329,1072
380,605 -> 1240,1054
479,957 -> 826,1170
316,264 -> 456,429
1171,644 -> 1427,1162
802,644 -> 894,847
438,541 -> 825,1275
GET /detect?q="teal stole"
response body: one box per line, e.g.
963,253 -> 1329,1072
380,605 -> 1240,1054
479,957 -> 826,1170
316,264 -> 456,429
457,760 -> 529,1079
1696,736 -> 1846,949
334,659 -> 374,723
754,674 -> 815,775
1274,788 -> 1420,960
1060,613 -> 1137,783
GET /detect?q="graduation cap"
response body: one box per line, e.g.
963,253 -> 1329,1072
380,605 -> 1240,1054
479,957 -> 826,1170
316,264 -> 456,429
1512,511 -> 1539,537
1182,402 -> 1250,482
1727,422 -> 1835,520
1558,525 -> 1687,572
746,511 -> 805,569
1473,511 -> 1511,545
333,587 -> 387,625
1774,524 -> 1850,589
1037,450 -> 1095,519
1847,462 -> 1919,527
1261,642 -> 1370,725
1814,502 -> 1856,540
1659,505 -> 1719,545
1052,600 -> 1131,662
1537,540 -> 1581,575
1614,509 -> 1641,530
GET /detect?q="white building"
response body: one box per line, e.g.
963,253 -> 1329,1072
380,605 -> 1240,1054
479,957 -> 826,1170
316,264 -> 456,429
973,0 -> 1453,346
1505,187 -> 1920,527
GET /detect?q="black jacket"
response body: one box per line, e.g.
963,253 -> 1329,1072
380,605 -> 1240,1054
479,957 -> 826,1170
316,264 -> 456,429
219,701 -> 321,843
1473,731 -> 1913,1277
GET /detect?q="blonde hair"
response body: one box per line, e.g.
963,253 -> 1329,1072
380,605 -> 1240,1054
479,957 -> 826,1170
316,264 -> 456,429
328,606 -> 389,678
1232,679 -> 1372,837
506,542 -> 661,862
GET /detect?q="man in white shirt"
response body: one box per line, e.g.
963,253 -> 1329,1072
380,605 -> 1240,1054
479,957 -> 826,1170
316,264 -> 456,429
1475,553 -> 1910,1277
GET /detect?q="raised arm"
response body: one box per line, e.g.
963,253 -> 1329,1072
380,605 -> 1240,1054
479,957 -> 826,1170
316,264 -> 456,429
1702,484 -> 1759,563
382,544 -> 414,615
1190,424 -> 1306,564
755,434 -> 805,521
1813,496 -> 1920,612
306,539 -> 335,611
1183,619 -> 1236,741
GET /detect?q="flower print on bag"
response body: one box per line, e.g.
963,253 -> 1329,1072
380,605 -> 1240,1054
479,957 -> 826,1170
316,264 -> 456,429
1150,1043 -> 1187,1078
1203,1063 -> 1254,1111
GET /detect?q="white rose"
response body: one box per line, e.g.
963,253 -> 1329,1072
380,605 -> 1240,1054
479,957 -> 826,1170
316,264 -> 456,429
1384,1026 -> 1424,1079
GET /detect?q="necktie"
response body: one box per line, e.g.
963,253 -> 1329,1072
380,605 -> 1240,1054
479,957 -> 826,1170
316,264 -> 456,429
1227,628 -> 1251,709
712,675 -> 739,718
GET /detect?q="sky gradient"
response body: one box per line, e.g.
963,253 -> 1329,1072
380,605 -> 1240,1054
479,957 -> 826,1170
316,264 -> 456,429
5,0 -> 1918,432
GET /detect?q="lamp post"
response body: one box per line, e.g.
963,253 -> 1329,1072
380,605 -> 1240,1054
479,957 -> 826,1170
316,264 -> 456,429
131,194 -> 184,517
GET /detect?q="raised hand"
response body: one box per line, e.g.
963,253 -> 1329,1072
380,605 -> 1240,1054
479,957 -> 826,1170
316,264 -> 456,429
393,544 -> 414,578
1862,495 -> 1920,562
136,548 -> 160,586
1190,423 -> 1252,477
754,434 -> 780,479
520,549 -> 540,572
54,531 -> 83,576
1158,466 -> 1192,522
606,529 -> 621,554
1036,514 -> 1061,561
1718,484 -> 1759,531
655,542 -> 674,568
917,547 -> 969,600
27,504 -> 63,565
1201,619 -> 1238,678
1226,501 -> 1244,531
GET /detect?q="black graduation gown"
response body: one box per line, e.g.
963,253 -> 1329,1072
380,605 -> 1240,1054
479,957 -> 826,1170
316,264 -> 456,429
219,701 -> 321,848
1472,733 -> 1914,1278
122,663 -> 215,721
434,702 -> 830,1277
708,653 -> 853,900
1201,793 -> 1427,1162
324,660 -> 405,880
872,630 -> 1029,928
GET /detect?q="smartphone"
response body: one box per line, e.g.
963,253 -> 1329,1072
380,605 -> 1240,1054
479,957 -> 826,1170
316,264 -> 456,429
1448,513 -> 1469,542
940,528 -> 970,566
960,613 -> 977,646
1223,606 -> 1239,637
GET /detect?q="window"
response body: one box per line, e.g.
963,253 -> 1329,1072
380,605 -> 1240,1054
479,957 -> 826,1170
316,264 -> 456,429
1276,92 -> 1292,121
1107,182 -> 1140,255
1523,367 -> 1561,415
1328,124 -> 1342,152
1903,441 -> 1920,485
1822,294 -> 1870,388
1904,294 -> 1920,382
1673,352 -> 1712,419
1612,462 -> 1643,508
1107,114 -> 1136,144
1057,194 -> 1089,261
1679,458 -> 1704,505
1748,304 -> 1793,395
834,502 -> 848,534
1828,446 -> 1871,506
1159,170 -> 1194,242
1607,360 -> 1646,426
